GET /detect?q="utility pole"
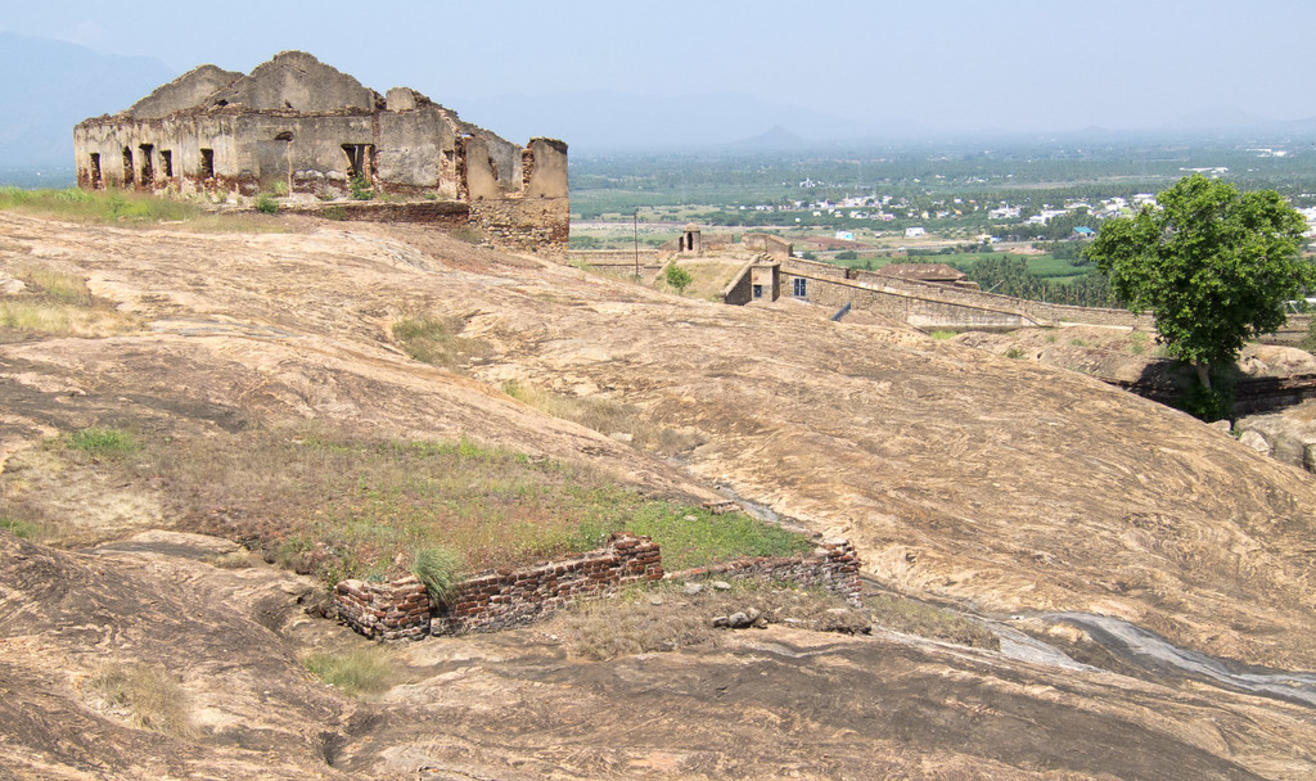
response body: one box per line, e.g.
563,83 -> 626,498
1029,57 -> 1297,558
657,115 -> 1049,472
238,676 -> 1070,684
633,209 -> 639,280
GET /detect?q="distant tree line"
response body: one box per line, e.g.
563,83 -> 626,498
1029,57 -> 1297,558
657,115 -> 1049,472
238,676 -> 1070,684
966,257 -> 1121,308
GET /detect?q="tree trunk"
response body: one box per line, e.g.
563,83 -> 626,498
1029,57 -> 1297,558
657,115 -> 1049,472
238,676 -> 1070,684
1195,361 -> 1212,390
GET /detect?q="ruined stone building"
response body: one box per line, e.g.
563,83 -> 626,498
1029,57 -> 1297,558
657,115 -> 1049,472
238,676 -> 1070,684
74,51 -> 568,250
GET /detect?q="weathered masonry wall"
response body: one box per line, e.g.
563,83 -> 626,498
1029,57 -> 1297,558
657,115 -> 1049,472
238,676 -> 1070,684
282,200 -> 469,225
667,538 -> 863,607
74,51 -> 569,252
567,249 -> 664,268
333,533 -> 863,640
334,576 -> 430,640
432,532 -> 662,635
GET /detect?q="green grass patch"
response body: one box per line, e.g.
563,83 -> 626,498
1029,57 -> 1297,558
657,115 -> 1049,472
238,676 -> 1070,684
1005,347 -> 1025,359
68,427 -> 140,458
0,517 -> 43,539
503,380 -> 703,457
0,186 -> 199,223
104,426 -> 807,588
928,330 -> 956,340
303,648 -> 394,696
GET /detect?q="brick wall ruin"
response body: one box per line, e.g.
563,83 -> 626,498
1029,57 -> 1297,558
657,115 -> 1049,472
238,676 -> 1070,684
74,51 -> 568,253
332,533 -> 863,641
667,538 -> 862,607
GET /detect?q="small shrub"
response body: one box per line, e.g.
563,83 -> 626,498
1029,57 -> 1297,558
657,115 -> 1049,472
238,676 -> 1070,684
323,205 -> 346,221
88,662 -> 195,737
303,648 -> 393,696
350,174 -> 373,201
255,194 -> 279,214
270,181 -> 290,197
391,315 -> 488,367
1070,338 -> 1088,347
412,545 -> 464,602
664,263 -> 693,293
1004,347 -> 1025,359
68,427 -> 139,458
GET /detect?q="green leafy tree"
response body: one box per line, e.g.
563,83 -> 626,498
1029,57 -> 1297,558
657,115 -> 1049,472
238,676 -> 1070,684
1088,174 -> 1313,395
664,263 -> 693,293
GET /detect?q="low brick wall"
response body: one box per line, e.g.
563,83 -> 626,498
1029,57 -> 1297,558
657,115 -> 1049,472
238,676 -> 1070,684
333,576 -> 430,641
667,538 -> 862,607
431,531 -> 662,635
334,534 -> 863,640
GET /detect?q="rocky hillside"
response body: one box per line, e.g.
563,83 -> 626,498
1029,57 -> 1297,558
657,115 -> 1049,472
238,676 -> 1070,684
3,211 -> 1316,778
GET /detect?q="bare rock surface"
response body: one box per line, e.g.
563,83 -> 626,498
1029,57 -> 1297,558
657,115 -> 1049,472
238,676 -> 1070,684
3,212 -> 1316,777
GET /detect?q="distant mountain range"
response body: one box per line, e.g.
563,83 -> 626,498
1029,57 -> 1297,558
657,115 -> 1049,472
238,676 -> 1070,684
0,32 -> 174,167
5,31 -> 1316,174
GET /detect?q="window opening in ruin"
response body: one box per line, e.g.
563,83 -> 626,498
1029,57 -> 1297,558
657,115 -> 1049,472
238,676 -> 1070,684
341,144 -> 371,181
753,284 -> 763,299
488,156 -> 499,181
200,148 -> 214,179
122,147 -> 134,186
274,131 -> 293,141
138,143 -> 154,186
160,150 -> 173,178
89,153 -> 101,188
793,278 -> 808,298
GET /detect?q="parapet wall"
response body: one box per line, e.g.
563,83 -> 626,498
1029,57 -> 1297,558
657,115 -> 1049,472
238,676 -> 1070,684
469,196 -> 569,253
667,538 -> 862,607
333,533 -> 863,640
779,257 -> 1152,330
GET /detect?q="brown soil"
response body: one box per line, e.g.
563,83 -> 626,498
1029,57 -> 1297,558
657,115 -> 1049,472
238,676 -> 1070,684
3,212 -> 1316,777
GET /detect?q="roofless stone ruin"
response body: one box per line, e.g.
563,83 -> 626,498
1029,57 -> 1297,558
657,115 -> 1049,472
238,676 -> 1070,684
73,51 -> 568,251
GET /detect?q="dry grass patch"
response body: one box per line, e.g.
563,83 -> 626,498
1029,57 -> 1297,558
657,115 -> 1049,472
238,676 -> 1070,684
391,314 -> 490,368
503,380 -> 704,457
552,580 -> 867,661
1,263 -> 137,337
868,593 -> 998,649
87,662 -> 196,738
302,647 -> 394,697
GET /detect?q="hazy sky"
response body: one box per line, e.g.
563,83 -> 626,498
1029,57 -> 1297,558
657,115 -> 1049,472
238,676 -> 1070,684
4,0 -> 1315,133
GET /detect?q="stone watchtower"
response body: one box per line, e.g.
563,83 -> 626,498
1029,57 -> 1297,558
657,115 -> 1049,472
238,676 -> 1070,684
679,223 -> 702,255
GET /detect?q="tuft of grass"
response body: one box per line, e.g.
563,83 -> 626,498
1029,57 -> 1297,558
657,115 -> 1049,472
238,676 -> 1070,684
391,315 -> 489,368
303,648 -> 393,696
868,593 -> 998,649
255,194 -> 279,215
412,545 -> 464,602
0,517 -> 43,539
1004,347 -> 1025,359
928,330 -> 956,340
620,505 -> 812,572
88,662 -> 196,737
68,427 -> 140,458
1070,338 -> 1088,347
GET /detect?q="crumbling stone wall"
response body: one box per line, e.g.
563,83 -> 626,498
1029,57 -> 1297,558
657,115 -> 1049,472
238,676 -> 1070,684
742,233 -> 793,260
667,538 -> 862,607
